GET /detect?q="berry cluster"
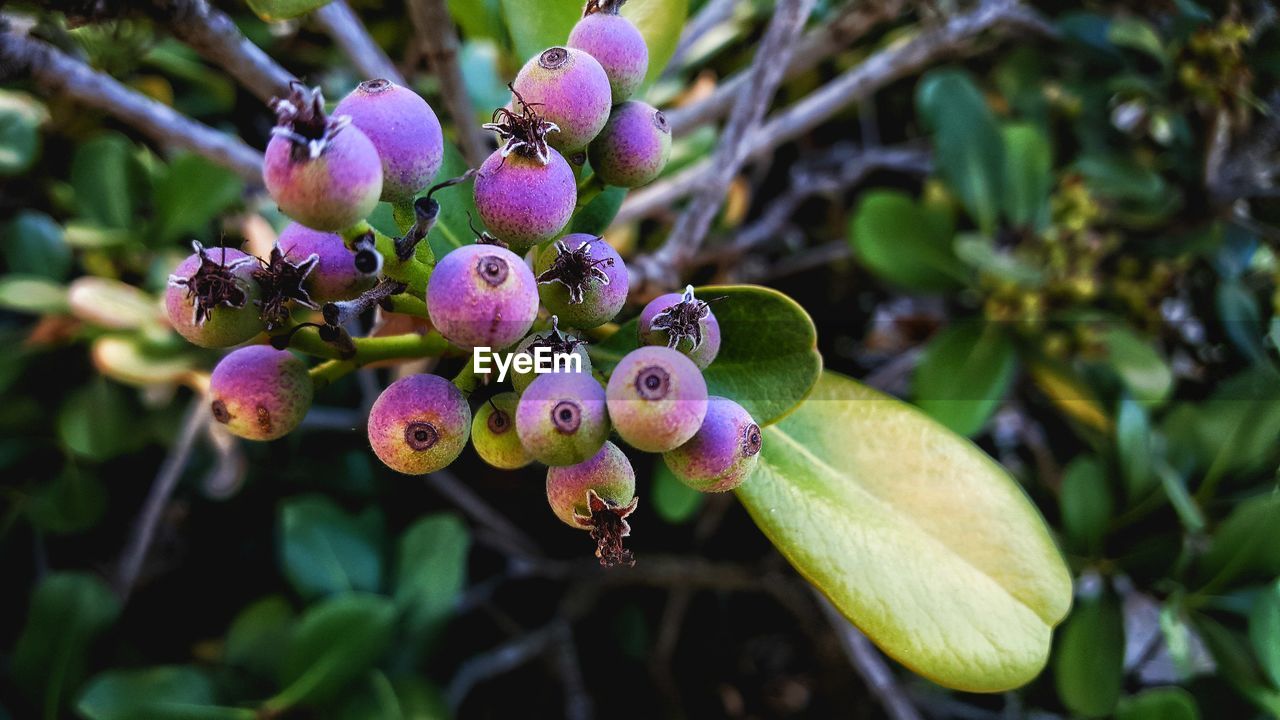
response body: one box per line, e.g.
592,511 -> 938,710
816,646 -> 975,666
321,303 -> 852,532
163,1 -> 760,567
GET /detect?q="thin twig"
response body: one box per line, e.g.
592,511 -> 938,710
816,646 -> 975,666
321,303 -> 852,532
553,624 -> 594,720
662,0 -> 740,78
426,470 -> 543,560
0,29 -> 264,182
447,621 -> 565,710
815,592 -> 924,720
406,0 -> 489,166
631,0 -> 818,291
156,0 -> 296,102
314,0 -> 406,84
113,398 -> 209,601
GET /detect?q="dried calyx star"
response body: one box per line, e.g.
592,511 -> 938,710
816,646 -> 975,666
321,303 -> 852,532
536,237 -> 614,304
527,315 -> 586,356
253,247 -> 319,331
576,489 -> 638,568
650,285 -> 718,350
583,0 -> 628,14
482,85 -> 560,165
168,241 -> 254,325
269,82 -> 352,161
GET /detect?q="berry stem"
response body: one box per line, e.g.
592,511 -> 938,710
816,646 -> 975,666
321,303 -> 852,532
392,200 -> 417,235
340,221 -> 432,297
452,363 -> 483,396
309,358 -> 353,389
287,325 -> 456,362
384,293 -> 430,319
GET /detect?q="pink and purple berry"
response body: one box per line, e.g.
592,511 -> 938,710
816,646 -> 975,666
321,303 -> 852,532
367,374 -> 471,475
426,243 -> 539,350
588,101 -> 671,188
605,345 -> 708,452
473,148 -> 576,252
568,1 -> 649,104
276,223 -> 375,303
546,440 -> 635,528
638,286 -> 722,369
209,345 -> 313,441
511,47 -> 613,154
534,235 -> 629,329
662,396 -> 762,492
516,371 -> 610,466
333,79 -> 444,204
165,243 -> 263,348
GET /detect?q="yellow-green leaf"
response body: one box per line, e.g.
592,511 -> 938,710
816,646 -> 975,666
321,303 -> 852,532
736,371 -> 1071,692
621,0 -> 689,84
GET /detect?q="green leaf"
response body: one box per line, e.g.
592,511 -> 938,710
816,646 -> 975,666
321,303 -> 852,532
71,133 -> 149,229
1196,494 -> 1280,591
460,40 -> 515,121
1108,17 -> 1168,65
91,336 -> 197,388
27,467 -> 107,535
1217,280 -> 1267,364
591,285 -> 822,426
0,275 -> 69,315
1249,579 -> 1280,690
279,495 -> 384,599
12,572 -> 121,720
225,596 -> 295,679
426,142 -> 482,259
58,380 -> 145,462
570,184 -> 627,235
269,593 -> 397,711
500,0 -> 579,63
1060,456 -> 1111,555
849,190 -> 963,292
1116,688 -> 1200,720
1116,397 -> 1155,500
912,323 -> 1017,437
449,0 -> 505,42
77,666 -> 252,720
917,70 -> 1005,234
735,372 -> 1072,692
1100,327 -> 1173,407
653,461 -> 704,523
1189,367 -> 1280,477
151,153 -> 244,246
69,277 -> 164,330
954,234 -> 1046,287
1001,123 -> 1052,230
0,89 -> 46,176
1054,585 -> 1124,717
393,514 -> 470,657
338,673 -> 449,720
246,0 -> 331,21
4,212 -> 71,281
621,0 -> 690,84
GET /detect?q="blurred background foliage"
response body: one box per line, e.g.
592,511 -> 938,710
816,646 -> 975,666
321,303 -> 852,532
1,0 -> 1280,718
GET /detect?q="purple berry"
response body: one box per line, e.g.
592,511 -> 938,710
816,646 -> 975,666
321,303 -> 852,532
472,392 -> 533,470
511,318 -> 592,395
588,101 -> 671,188
546,440 -> 638,567
638,286 -> 722,369
568,3 -> 649,104
165,243 -> 263,348
334,79 -> 444,204
516,371 -> 610,466
534,235 -> 629,329
209,345 -> 313,441
511,47 -> 613,153
662,396 -> 761,492
605,345 -> 707,452
263,84 -> 382,232
368,374 -> 471,475
473,151 -> 576,252
426,243 -> 539,350
276,223 -> 376,303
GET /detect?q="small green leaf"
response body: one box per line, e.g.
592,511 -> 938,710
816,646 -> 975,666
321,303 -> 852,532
1217,280 -> 1266,364
1249,579 -> 1280,690
449,0 -> 505,42
338,673 -> 449,720
280,495 -> 384,599
4,212 -> 71,281
1189,367 -> 1280,477
77,666 -> 251,720
0,89 -> 46,176
393,514 -> 470,658
591,285 -> 822,426
1108,17 -> 1168,64
12,573 -> 121,719
225,596 -> 295,679
736,372 -> 1072,692
58,380 -> 145,461
151,153 -> 244,246
0,275 -> 69,314
917,69 -> 1006,234
27,467 -> 107,535
1054,585 -> 1124,717
1196,494 -> 1280,591
954,234 -> 1046,287
621,0 -> 690,83
849,190 -> 963,292
1116,688 -> 1200,720
912,323 -> 1018,437
1101,327 -> 1173,407
69,277 -> 164,330
653,461 -> 704,523
91,336 -> 197,388
71,133 -> 149,229
426,142 -> 482,258
1001,123 -> 1053,229
500,0 -> 580,63
570,184 -> 627,235
1116,398 -> 1155,500
246,0 -> 331,21
460,40 -> 515,120
270,594 -> 397,711
1060,456 -> 1111,555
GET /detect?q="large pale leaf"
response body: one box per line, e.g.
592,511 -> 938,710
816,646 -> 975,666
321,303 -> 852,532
621,0 -> 690,83
500,0 -> 580,62
736,372 -> 1071,692
590,285 -> 821,426
912,322 -> 1017,436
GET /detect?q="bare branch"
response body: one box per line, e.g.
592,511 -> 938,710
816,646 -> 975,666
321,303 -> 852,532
426,470 -> 543,560
156,0 -> 295,102
314,0 -> 406,85
447,621 -> 566,711
815,592 -> 924,720
406,0 -> 489,167
662,0 -> 740,78
0,29 -> 264,182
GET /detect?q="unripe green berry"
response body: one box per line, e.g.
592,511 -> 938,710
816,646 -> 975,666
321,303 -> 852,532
472,392 -> 533,470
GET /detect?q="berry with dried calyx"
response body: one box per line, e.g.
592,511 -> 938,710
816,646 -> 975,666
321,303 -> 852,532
606,345 -> 707,452
165,242 -> 264,348
588,101 -> 671,188
568,0 -> 649,104
534,234 -> 628,329
276,223 -> 377,304
263,83 -> 382,231
510,316 -> 592,395
368,374 -> 471,475
472,392 -> 534,470
546,441 -> 638,567
663,396 -> 761,492
426,243 -> 539,350
209,345 -> 313,441
516,371 -> 610,466
474,91 -> 577,252
252,245 -> 319,331
638,285 -> 722,369
511,47 -> 612,153
333,78 -> 444,204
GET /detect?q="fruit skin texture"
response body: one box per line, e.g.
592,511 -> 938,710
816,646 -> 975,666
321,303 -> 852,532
426,244 -> 539,350
209,345 -> 313,441
663,396 -> 762,492
606,345 -> 708,452
516,371 -> 610,466
511,327 -> 592,395
546,441 -> 636,528
472,392 -> 533,470
277,223 -> 375,303
334,79 -> 444,204
368,374 -> 471,475
568,12 -> 649,104
588,101 -> 672,188
638,291 -> 722,369
473,149 -> 576,253
263,124 -> 382,232
165,247 -> 263,348
534,235 -> 629,329
511,47 -> 612,153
